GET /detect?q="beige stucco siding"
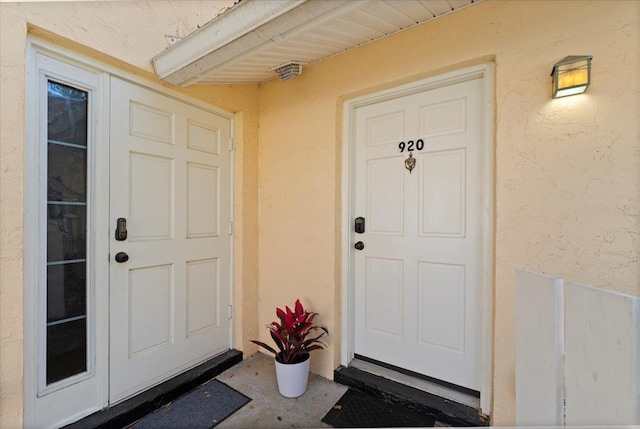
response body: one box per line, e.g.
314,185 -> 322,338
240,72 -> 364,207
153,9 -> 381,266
0,2 -> 259,427
1,0 -> 639,427
256,0 -> 640,425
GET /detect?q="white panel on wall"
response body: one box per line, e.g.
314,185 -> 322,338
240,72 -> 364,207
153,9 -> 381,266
186,259 -> 219,335
130,101 -> 174,144
366,257 -> 403,337
365,111 -> 404,146
187,163 -> 219,238
419,97 -> 466,138
129,153 -> 173,241
420,149 -> 465,237
187,120 -> 220,155
129,264 -> 173,357
367,157 -> 403,234
419,262 -> 465,352
565,282 -> 640,426
515,270 -> 564,427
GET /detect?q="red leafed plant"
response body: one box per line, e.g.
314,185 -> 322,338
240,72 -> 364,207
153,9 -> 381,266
251,299 -> 328,364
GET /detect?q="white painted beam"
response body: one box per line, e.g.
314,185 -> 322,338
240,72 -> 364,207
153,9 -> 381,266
152,0 -> 366,86
152,0 -> 305,82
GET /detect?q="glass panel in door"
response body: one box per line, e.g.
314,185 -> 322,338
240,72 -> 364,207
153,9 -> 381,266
46,80 -> 89,385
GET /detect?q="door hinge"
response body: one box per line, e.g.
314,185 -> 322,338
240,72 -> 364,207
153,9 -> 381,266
229,137 -> 234,151
228,221 -> 234,235
228,305 -> 233,319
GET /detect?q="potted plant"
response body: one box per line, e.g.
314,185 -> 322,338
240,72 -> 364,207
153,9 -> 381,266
251,299 -> 328,398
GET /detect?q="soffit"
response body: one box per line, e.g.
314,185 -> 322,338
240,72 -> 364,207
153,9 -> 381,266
153,0 -> 481,86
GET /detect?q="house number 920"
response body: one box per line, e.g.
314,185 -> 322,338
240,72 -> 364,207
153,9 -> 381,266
398,139 -> 424,153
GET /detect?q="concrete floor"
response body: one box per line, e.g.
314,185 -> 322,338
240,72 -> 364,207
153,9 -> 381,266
214,353 -> 349,429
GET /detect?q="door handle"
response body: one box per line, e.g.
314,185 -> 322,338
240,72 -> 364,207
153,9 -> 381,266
354,241 -> 365,250
114,252 -> 129,263
115,218 -> 127,241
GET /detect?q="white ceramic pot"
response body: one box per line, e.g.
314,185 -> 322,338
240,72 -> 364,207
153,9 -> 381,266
274,354 -> 310,398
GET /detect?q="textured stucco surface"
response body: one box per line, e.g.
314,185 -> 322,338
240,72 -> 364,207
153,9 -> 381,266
257,0 -> 639,425
0,2 -> 259,427
2,0 -> 639,427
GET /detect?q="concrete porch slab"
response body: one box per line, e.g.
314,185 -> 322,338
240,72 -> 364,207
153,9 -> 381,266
215,352 -> 348,428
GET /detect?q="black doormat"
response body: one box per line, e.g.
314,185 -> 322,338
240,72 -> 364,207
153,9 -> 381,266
129,379 -> 250,429
322,389 -> 436,428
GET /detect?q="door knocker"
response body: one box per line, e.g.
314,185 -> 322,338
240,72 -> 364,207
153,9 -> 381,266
404,152 -> 416,174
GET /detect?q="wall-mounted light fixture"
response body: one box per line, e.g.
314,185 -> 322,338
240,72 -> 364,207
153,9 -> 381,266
551,55 -> 592,98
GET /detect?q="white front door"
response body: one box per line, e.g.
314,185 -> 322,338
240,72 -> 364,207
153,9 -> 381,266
109,77 -> 232,402
353,77 -> 485,390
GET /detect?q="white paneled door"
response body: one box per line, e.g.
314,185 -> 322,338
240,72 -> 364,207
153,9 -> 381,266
353,77 -> 484,390
109,78 -> 231,402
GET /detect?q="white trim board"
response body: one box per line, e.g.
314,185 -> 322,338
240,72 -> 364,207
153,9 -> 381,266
340,63 -> 495,416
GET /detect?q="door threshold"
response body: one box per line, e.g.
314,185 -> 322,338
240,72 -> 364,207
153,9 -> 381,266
334,361 -> 489,427
351,357 -> 480,408
63,350 -> 242,429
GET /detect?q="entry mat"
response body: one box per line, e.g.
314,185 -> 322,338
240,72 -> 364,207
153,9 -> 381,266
322,389 -> 436,428
130,379 -> 251,429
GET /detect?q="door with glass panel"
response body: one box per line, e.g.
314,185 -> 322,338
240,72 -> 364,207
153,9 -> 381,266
27,52 -> 232,427
26,53 -> 108,429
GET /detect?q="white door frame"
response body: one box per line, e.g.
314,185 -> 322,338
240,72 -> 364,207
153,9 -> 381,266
24,37 -> 235,427
341,63 -> 495,414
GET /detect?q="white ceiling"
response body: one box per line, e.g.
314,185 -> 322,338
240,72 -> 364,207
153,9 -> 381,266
153,0 -> 480,86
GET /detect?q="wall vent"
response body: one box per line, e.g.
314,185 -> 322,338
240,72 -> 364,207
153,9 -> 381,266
273,62 -> 302,82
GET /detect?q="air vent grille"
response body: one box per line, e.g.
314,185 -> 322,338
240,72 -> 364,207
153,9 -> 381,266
274,62 -> 302,82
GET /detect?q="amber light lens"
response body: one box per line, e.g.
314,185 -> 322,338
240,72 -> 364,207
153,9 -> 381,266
552,56 -> 591,98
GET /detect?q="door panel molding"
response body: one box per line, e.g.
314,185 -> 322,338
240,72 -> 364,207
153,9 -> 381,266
341,63 -> 495,414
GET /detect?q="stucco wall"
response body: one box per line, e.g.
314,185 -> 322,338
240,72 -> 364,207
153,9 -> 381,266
257,0 -> 640,424
2,0 -> 639,427
0,2 -> 259,427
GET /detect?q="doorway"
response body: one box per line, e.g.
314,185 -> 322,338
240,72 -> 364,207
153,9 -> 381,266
342,64 -> 494,413
25,47 -> 234,428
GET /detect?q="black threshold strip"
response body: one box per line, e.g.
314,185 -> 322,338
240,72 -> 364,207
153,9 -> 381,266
334,365 -> 489,427
354,354 -> 481,398
64,350 -> 243,429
